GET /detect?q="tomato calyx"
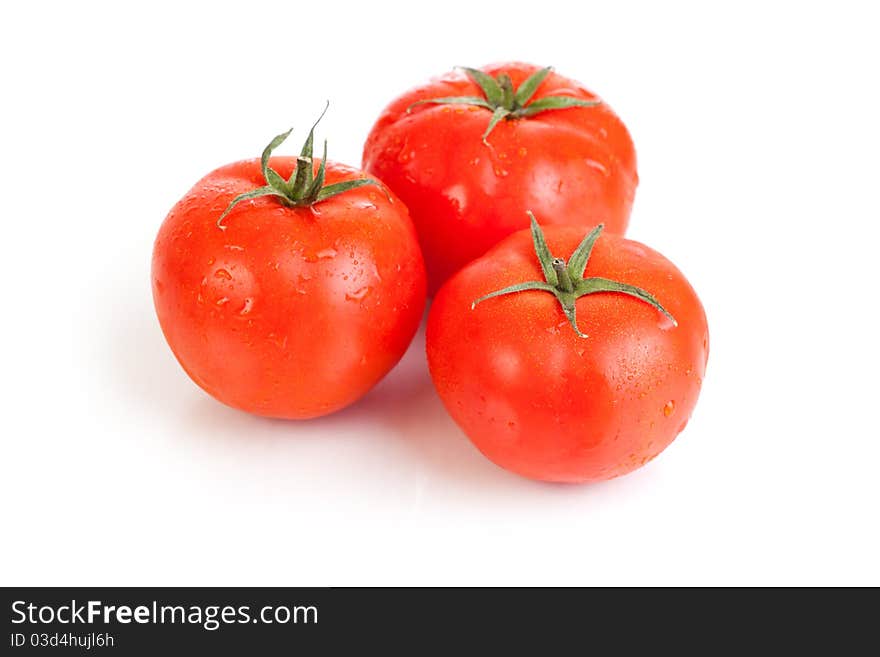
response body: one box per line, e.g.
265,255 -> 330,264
217,104 -> 379,229
471,213 -> 677,338
407,66 -> 601,145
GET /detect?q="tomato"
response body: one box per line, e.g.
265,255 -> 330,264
152,112 -> 426,419
363,62 -> 637,293
426,216 -> 708,482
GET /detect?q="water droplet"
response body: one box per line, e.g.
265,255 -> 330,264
317,248 -> 337,259
214,268 -> 232,280
225,245 -> 244,251
658,313 -> 676,331
494,167 -> 509,177
517,147 -> 528,157
585,159 -> 609,176
239,298 -> 254,315
267,333 -> 288,350
346,287 -> 370,301
216,297 -> 229,306
663,401 -> 675,417
207,256 -> 215,265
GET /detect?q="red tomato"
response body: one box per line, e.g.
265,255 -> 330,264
152,118 -> 426,419
426,217 -> 708,483
363,62 -> 637,293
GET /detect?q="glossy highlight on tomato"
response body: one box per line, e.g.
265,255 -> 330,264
152,120 -> 426,419
426,220 -> 708,483
363,62 -> 638,293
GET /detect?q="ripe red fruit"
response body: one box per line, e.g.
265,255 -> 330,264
153,110 -> 426,419
427,216 -> 708,482
364,62 -> 637,292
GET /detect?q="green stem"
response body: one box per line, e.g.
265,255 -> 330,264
407,65 -> 603,144
497,74 -> 516,109
471,213 -> 678,338
290,156 -> 313,197
552,258 -> 574,293
217,105 -> 379,228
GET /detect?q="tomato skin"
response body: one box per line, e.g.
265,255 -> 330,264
152,157 -> 426,419
426,227 -> 708,483
363,62 -> 637,293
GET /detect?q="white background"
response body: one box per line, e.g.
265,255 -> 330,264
2,1 -> 878,586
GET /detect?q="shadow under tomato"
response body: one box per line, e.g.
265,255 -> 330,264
101,275 -> 509,489
336,326 -> 522,489
103,274 -> 658,496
